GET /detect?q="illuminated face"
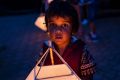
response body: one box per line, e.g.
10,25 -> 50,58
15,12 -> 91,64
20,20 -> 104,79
48,16 -> 72,47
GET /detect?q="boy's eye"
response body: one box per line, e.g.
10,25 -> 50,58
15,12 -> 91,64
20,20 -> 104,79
61,24 -> 71,30
48,23 -> 71,32
49,23 -> 56,26
49,23 -> 57,28
48,23 -> 57,31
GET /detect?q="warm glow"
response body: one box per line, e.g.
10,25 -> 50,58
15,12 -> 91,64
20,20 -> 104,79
26,64 -> 80,80
48,0 -> 53,4
34,15 -> 47,31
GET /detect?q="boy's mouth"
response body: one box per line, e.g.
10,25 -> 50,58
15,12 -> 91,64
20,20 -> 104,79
55,35 -> 62,39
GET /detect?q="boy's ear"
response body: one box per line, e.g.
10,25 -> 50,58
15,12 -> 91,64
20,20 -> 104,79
72,32 -> 75,35
47,32 -> 50,36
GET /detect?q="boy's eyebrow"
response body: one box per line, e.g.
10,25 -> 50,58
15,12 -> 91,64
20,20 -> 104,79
47,19 -> 53,23
48,21 -> 53,22
48,20 -> 71,23
64,20 -> 71,22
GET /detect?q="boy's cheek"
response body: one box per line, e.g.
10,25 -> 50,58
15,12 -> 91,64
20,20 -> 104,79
49,34 -> 55,39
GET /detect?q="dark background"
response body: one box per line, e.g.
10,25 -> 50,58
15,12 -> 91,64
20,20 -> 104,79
0,0 -> 120,80
0,0 -> 41,15
0,0 -> 120,17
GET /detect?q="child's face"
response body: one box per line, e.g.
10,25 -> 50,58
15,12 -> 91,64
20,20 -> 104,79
48,16 -> 72,47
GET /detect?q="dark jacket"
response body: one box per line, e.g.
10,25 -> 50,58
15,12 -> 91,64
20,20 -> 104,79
41,36 -> 95,80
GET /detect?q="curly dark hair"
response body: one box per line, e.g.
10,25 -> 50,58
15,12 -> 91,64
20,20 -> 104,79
45,0 -> 79,33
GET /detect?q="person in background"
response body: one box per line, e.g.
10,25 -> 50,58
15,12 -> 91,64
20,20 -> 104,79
66,0 -> 84,37
41,1 -> 96,80
79,0 -> 98,42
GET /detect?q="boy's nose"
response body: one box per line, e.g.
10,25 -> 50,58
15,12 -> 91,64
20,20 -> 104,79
55,28 -> 63,34
55,27 -> 63,32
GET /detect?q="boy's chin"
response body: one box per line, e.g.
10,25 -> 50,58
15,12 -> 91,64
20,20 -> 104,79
55,40 -> 63,44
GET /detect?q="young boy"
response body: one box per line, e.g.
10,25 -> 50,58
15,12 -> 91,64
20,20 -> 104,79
41,1 -> 95,80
